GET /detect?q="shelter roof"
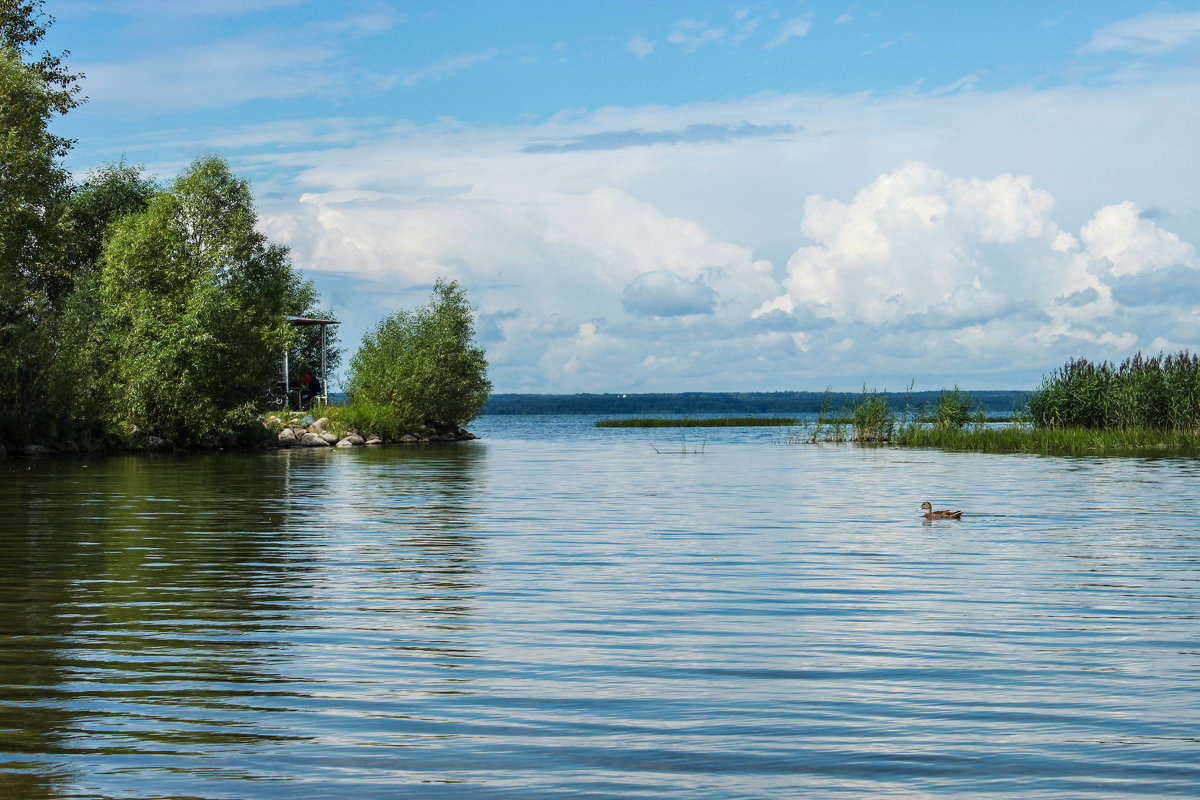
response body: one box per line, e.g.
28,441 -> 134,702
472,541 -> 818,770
286,315 -> 341,326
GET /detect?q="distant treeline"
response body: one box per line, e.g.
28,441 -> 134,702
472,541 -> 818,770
483,391 -> 1028,416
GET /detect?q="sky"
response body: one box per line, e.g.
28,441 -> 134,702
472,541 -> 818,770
42,0 -> 1200,392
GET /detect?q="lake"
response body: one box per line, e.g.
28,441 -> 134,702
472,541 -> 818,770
3,415 -> 1199,798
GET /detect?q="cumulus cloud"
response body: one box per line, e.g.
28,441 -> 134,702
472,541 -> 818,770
244,79 -> 1200,391
622,271 -> 717,317
1079,201 -> 1196,276
758,162 -> 1198,378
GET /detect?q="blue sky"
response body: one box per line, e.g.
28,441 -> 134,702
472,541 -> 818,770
45,1 -> 1200,392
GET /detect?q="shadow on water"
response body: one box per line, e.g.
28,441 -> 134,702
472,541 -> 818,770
0,444 -> 487,799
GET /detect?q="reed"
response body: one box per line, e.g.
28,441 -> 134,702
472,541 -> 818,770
891,423 -> 1200,455
1028,351 -> 1200,432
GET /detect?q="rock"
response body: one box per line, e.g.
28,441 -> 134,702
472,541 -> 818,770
60,440 -> 81,454
398,433 -> 420,444
23,444 -> 56,456
277,429 -> 297,448
147,436 -> 172,452
336,434 -> 365,448
320,431 -> 339,444
311,417 -> 329,433
300,432 -> 329,447
364,437 -> 383,446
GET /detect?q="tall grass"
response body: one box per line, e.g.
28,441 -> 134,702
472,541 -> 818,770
785,353 -> 1200,455
307,400 -> 408,440
1028,351 -> 1200,432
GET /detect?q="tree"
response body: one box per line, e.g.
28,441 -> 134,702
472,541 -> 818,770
96,157 -> 299,444
0,1 -> 83,446
59,160 -> 157,277
347,279 -> 492,429
0,0 -> 82,310
0,46 -> 70,320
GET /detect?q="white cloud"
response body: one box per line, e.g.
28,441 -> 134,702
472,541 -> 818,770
766,16 -> 813,49
626,35 -> 654,58
1079,201 -> 1196,276
758,163 -> 1197,381
667,19 -> 725,52
1087,11 -> 1200,54
78,39 -> 338,110
240,76 -> 1200,391
402,49 -> 501,88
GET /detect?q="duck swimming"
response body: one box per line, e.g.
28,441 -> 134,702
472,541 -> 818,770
920,501 -> 962,520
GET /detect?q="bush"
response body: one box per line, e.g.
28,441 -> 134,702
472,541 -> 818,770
346,279 -> 492,429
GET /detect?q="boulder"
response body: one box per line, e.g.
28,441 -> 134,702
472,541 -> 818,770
310,417 -> 329,433
364,436 -> 383,446
336,434 -> 365,448
278,429 -> 297,447
300,432 -> 329,447
398,433 -> 420,444
320,431 -> 339,444
23,444 -> 56,456
147,436 -> 172,452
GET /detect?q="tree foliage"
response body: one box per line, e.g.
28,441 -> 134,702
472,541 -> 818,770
0,2 -> 83,445
59,160 -> 157,277
96,157 -> 301,444
347,279 -> 491,429
0,45 -> 70,319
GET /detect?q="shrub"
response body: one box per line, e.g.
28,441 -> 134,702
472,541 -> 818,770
346,279 -> 492,429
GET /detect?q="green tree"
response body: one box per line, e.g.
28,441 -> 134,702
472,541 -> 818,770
96,156 -> 300,445
0,1 -> 83,446
347,279 -> 492,429
0,0 -> 82,311
59,160 -> 157,277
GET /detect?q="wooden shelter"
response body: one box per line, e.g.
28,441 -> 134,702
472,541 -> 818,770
282,315 -> 341,408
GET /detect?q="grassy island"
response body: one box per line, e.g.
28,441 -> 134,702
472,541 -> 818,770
784,352 -> 1200,456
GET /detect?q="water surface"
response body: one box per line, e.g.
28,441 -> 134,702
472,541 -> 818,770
3,417 -> 1199,798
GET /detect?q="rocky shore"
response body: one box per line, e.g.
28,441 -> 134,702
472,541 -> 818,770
1,413 -> 477,459
266,411 -> 478,448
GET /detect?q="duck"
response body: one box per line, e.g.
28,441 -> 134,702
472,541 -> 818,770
920,501 -> 962,520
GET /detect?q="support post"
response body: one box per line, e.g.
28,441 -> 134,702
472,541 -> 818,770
320,324 -> 328,404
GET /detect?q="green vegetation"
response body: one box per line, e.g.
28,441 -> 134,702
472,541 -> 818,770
597,416 -> 798,428
345,279 -> 491,431
95,156 -> 304,445
1027,352 -> 1200,432
784,354 -> 1200,455
1,3 -> 477,455
306,400 -> 407,441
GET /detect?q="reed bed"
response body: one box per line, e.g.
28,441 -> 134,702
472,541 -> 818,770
784,351 -> 1200,455
1028,351 -> 1200,432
